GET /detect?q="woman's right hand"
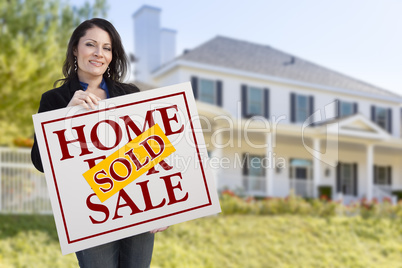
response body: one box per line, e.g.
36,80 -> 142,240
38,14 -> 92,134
67,90 -> 101,110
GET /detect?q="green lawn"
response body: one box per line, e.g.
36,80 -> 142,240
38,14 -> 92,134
0,214 -> 401,268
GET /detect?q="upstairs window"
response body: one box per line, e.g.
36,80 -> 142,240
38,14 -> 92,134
241,85 -> 269,118
336,100 -> 357,117
199,79 -> 215,104
371,106 -> 392,133
191,76 -> 222,106
290,93 -> 314,123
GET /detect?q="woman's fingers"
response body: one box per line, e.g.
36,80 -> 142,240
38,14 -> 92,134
150,226 -> 169,234
67,90 -> 102,110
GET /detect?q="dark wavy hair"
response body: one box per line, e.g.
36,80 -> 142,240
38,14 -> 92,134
54,18 -> 128,86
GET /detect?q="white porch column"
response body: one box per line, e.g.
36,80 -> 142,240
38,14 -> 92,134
312,138 -> 321,198
266,132 -> 274,197
366,144 -> 374,201
212,130 -> 224,189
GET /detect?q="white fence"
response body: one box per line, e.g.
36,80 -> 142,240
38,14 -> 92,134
0,147 -> 51,214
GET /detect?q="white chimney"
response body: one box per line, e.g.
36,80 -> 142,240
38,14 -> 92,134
133,6 -> 176,83
160,28 -> 176,65
133,6 -> 161,82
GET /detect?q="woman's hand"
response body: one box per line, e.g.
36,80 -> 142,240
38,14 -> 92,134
67,90 -> 101,110
150,226 -> 169,234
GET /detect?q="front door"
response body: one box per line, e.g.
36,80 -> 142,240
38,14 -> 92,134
337,162 -> 357,196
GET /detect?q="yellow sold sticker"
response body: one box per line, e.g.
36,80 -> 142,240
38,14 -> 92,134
82,124 -> 175,202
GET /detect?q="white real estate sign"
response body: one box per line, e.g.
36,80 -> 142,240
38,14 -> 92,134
32,82 -> 221,255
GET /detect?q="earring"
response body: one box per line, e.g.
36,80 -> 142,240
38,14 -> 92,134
107,66 -> 111,78
74,57 -> 77,72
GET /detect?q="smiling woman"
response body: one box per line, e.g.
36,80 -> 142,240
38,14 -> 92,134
30,18 -> 167,268
74,27 -> 113,87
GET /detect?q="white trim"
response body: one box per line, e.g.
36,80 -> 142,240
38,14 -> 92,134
323,113 -> 391,140
152,60 -> 402,103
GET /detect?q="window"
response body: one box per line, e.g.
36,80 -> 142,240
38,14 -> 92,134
374,166 -> 391,185
371,106 -> 392,133
296,95 -> 309,122
289,159 -> 312,180
336,162 -> 357,196
289,158 -> 313,197
241,85 -> 269,118
199,78 -> 215,105
248,155 -> 265,177
247,87 -> 264,116
374,107 -> 387,129
340,163 -> 354,195
242,154 -> 265,193
290,93 -> 314,123
337,100 -> 357,117
191,76 -> 222,106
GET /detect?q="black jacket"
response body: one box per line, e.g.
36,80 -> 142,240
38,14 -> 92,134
31,75 -> 140,172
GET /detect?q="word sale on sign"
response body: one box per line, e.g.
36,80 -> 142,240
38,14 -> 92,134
33,82 -> 221,254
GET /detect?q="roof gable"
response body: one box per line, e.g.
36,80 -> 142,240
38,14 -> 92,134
324,114 -> 391,140
176,36 -> 400,100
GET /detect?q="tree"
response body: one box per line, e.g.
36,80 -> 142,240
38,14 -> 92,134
0,0 -> 108,146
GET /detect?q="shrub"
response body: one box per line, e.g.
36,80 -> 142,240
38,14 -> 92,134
219,190 -> 402,219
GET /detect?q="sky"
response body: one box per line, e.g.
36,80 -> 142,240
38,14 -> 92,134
70,0 -> 402,96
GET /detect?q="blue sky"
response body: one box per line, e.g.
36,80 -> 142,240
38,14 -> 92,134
70,0 -> 402,96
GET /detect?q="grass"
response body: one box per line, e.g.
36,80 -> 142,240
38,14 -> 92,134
0,214 -> 402,267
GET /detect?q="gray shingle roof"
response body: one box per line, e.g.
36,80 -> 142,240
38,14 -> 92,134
177,36 -> 400,99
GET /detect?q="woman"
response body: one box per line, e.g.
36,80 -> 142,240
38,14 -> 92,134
31,18 -> 167,268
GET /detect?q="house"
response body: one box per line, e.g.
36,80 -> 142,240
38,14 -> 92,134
132,5 -> 402,203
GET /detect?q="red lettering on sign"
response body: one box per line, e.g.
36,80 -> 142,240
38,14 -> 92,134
140,135 -> 165,158
136,180 -> 166,212
160,172 -> 189,205
86,193 -> 109,224
90,120 -> 123,150
86,172 -> 188,224
109,158 -> 132,182
112,189 -> 143,220
158,105 -> 184,136
53,125 -> 93,160
125,149 -> 149,171
94,169 -> 114,193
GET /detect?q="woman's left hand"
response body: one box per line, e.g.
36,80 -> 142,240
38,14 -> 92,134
150,226 -> 169,234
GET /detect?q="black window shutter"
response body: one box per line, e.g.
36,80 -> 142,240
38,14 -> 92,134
336,162 -> 341,193
241,85 -> 248,118
373,165 -> 377,184
388,108 -> 392,134
290,93 -> 296,123
264,88 -> 269,119
242,153 -> 249,176
371,105 -> 376,121
191,76 -> 198,99
353,163 -> 358,196
388,166 -> 392,185
353,102 -> 358,114
309,95 -> 314,125
216,80 -> 223,107
335,99 -> 340,118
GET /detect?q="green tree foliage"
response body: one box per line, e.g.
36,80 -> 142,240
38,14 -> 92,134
0,0 -> 108,146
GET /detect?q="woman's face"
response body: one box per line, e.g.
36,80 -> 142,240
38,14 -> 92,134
74,26 -> 112,82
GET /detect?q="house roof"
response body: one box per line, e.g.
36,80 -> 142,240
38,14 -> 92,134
176,36 -> 400,99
